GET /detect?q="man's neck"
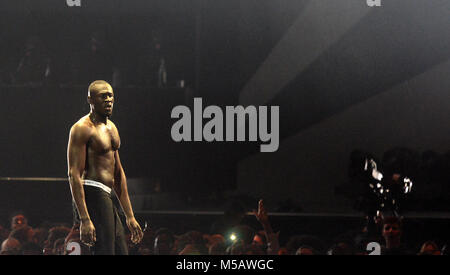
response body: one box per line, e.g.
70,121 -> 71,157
89,111 -> 108,125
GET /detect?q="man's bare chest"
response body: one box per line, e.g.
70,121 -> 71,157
88,125 -> 120,153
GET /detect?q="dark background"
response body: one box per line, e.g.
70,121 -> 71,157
0,0 -> 450,221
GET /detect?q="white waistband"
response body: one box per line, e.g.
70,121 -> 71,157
84,179 -> 112,194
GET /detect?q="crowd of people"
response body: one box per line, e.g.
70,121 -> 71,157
0,199 -> 446,255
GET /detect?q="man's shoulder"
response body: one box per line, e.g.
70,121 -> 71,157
107,119 -> 119,132
107,119 -> 117,127
70,116 -> 94,136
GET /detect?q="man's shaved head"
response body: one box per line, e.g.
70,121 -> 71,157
88,80 -> 113,97
87,80 -> 114,118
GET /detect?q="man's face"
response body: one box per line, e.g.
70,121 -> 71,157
90,85 -> 114,117
252,234 -> 264,246
11,215 -> 27,230
382,223 -> 401,240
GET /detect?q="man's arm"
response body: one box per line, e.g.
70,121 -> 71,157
113,150 -> 143,244
67,123 -> 96,246
253,199 -> 280,255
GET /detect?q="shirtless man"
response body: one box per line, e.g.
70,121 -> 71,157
67,80 -> 143,254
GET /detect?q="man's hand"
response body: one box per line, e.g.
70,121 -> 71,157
253,199 -> 269,225
80,219 -> 96,247
126,217 -> 144,244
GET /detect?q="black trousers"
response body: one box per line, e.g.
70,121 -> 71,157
73,185 -> 128,255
